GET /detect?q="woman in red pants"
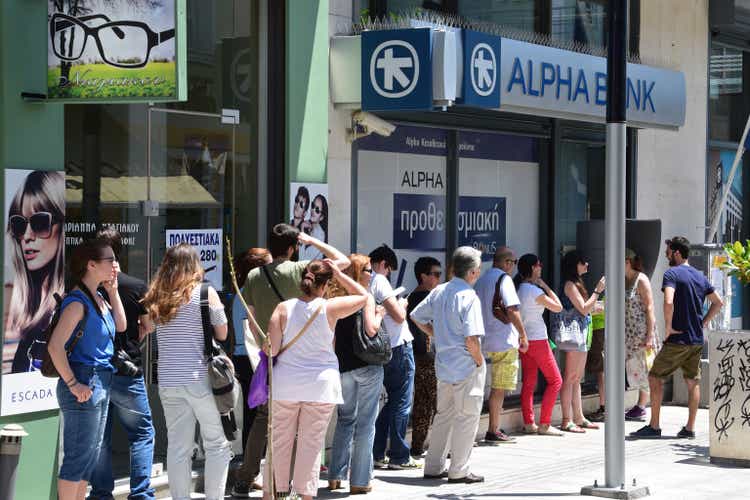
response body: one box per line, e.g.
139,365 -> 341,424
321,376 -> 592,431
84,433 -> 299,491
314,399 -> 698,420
514,254 -> 565,436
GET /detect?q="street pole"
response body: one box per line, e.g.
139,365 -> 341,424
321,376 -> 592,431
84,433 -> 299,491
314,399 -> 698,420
604,0 -> 628,490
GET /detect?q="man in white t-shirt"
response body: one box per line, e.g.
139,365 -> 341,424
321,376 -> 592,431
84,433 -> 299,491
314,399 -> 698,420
368,244 -> 419,469
474,247 -> 529,443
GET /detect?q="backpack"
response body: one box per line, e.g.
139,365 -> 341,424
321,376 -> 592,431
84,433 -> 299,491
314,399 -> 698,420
492,272 -> 511,324
200,282 -> 239,442
40,292 -> 88,378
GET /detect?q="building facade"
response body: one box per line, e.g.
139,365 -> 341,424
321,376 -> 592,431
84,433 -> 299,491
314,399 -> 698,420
0,0 -> 743,497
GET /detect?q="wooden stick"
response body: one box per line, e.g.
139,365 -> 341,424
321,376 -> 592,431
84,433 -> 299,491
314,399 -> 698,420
225,237 -> 275,498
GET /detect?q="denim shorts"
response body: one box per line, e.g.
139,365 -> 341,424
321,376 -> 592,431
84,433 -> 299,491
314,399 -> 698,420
57,364 -> 113,482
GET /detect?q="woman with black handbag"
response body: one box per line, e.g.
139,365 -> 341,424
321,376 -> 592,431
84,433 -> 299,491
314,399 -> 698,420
328,254 -> 386,495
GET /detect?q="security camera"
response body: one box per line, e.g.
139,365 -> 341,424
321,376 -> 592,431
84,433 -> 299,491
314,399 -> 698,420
352,111 -> 396,137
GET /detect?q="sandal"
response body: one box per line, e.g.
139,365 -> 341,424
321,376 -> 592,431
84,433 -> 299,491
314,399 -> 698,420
576,419 -> 600,430
523,423 -> 539,434
561,421 -> 586,433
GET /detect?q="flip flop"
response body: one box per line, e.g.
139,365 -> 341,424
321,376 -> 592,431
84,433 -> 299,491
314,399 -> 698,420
561,421 -> 585,433
577,419 -> 600,430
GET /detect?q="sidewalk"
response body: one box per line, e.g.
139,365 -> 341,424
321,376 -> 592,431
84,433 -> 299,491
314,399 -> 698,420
198,405 -> 746,500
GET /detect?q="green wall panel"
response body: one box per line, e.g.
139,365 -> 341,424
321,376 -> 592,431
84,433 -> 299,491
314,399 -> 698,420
286,0 -> 329,193
1,2 -> 64,499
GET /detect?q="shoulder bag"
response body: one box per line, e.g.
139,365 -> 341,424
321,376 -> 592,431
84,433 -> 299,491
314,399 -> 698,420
352,308 -> 392,365
200,282 -> 239,441
550,306 -> 591,349
41,291 -> 90,378
247,302 -> 322,409
492,272 -> 511,324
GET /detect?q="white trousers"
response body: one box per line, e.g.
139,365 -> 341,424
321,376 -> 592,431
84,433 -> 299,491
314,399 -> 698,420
424,363 -> 486,479
159,378 -> 233,500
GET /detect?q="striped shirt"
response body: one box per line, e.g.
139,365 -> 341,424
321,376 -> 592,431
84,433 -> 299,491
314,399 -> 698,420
156,284 -> 228,387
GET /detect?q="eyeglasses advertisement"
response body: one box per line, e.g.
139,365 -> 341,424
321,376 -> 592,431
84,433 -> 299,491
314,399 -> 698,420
2,169 -> 66,416
47,0 -> 186,102
290,182 -> 329,261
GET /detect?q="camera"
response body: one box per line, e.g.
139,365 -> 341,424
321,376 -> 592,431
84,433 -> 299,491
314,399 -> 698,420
111,349 -> 143,377
352,111 -> 396,137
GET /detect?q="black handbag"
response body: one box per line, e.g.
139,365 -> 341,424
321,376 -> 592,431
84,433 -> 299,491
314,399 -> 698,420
352,309 -> 392,365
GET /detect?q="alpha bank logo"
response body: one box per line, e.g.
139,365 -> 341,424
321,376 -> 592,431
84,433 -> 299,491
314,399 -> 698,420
369,40 -> 420,99
470,43 -> 497,97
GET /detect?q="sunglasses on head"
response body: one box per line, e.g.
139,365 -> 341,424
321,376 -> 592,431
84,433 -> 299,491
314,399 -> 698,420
9,212 -> 58,239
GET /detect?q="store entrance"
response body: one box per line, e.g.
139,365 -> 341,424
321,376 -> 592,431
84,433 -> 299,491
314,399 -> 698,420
64,104 -> 237,478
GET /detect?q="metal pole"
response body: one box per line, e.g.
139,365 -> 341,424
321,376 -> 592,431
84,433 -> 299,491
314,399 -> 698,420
605,0 -> 628,489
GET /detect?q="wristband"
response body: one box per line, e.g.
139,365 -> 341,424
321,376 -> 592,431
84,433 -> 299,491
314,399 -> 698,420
67,380 -> 78,388
65,376 -> 75,385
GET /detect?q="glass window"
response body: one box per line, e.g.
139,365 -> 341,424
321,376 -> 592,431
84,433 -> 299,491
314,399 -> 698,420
385,0 -> 449,15
457,0 -> 537,31
551,0 -> 607,46
709,45 -> 750,143
355,125 -> 448,291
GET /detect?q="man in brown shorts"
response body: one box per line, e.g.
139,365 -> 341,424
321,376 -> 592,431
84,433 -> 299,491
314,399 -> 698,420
630,237 -> 723,439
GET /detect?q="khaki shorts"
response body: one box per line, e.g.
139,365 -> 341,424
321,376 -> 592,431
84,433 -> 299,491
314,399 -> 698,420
649,343 -> 703,381
487,349 -> 519,391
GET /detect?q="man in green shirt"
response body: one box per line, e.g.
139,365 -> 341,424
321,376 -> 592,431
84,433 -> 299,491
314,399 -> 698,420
232,223 -> 349,497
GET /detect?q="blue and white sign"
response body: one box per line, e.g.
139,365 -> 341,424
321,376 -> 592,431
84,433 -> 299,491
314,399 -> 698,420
362,28 -> 433,111
393,194 -> 446,250
461,30 -> 501,108
457,196 -> 506,261
166,228 -> 223,290
499,38 -> 686,129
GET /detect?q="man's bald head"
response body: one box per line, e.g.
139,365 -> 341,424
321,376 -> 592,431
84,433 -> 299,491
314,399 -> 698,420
493,246 -> 517,273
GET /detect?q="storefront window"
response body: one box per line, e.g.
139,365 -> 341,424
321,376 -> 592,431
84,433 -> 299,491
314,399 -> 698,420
457,0 -> 537,31
709,45 -> 750,143
551,0 -> 607,46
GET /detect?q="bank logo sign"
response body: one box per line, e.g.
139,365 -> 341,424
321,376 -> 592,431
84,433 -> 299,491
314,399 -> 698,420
47,0 -> 186,102
362,28 -> 432,111
462,31 -> 500,107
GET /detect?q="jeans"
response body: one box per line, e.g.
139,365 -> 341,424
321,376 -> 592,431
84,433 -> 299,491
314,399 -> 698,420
159,378 -> 233,500
57,364 -> 113,482
373,342 -> 415,465
89,375 -> 155,500
329,365 -> 384,487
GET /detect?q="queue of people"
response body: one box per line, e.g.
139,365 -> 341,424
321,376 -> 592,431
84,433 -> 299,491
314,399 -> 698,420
48,227 -> 722,499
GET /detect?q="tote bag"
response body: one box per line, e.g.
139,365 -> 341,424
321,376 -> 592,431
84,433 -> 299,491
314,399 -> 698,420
550,307 -> 591,349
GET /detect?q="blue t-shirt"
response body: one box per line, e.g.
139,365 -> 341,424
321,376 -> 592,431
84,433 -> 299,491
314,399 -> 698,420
662,265 -> 714,345
62,290 -> 116,370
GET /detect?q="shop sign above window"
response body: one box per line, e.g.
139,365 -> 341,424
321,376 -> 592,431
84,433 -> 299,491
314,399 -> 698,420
459,30 -> 501,109
361,28 -> 434,111
46,0 -> 187,102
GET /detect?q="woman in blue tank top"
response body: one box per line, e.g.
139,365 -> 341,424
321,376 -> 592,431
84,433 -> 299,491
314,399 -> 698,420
48,238 -> 126,500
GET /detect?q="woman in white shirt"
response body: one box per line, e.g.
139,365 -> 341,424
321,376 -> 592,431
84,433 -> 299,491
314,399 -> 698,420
142,243 -> 231,500
514,254 -> 564,436
264,259 -> 368,500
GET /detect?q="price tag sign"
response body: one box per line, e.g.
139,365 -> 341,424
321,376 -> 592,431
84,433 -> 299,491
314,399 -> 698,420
166,228 -> 223,290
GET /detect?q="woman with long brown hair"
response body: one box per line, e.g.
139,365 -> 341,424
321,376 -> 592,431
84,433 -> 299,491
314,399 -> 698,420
263,259 -> 368,500
142,243 -> 232,500
328,254 -> 385,495
49,238 -> 126,500
558,250 -> 605,433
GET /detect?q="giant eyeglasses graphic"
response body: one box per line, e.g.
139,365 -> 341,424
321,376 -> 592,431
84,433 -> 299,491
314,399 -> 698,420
50,13 -> 175,69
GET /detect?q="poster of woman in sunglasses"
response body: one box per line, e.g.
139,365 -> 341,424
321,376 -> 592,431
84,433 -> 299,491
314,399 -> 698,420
47,0 -> 177,100
289,182 -> 329,261
1,170 -> 64,415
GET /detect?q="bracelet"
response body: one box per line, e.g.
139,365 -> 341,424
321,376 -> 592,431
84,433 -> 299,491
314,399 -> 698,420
67,380 -> 78,388
64,375 -> 75,385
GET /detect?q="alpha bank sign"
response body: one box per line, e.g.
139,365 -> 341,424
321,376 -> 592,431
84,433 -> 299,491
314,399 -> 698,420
359,28 -> 685,129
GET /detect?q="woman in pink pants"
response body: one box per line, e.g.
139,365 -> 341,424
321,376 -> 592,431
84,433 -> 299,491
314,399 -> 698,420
264,259 -> 368,499
514,254 -> 565,436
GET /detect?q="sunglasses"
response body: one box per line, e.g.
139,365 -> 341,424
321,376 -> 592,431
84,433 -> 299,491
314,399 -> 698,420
312,205 -> 323,215
295,197 -> 307,209
95,256 -> 116,263
427,271 -> 442,278
363,268 -> 373,273
506,258 -> 518,265
9,212 -> 59,239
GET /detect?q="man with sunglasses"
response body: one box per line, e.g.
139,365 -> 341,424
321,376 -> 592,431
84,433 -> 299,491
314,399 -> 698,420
89,228 -> 155,500
369,244 -> 421,470
406,257 -> 443,458
474,246 -> 529,443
